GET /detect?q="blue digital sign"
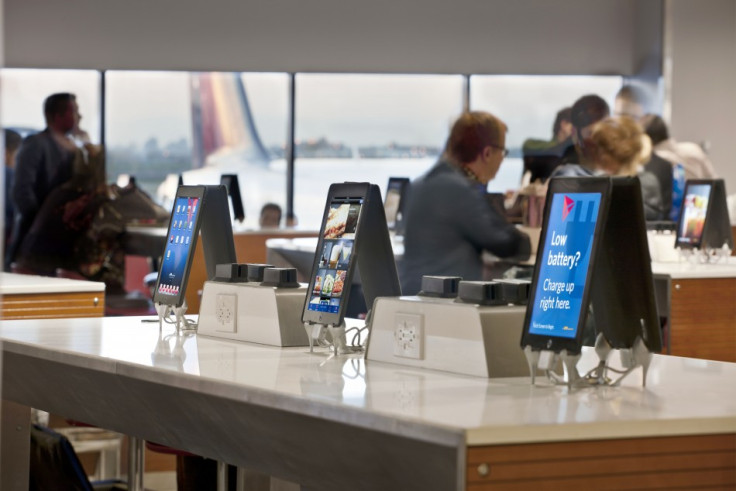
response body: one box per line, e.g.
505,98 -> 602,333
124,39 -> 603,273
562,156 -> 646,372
528,192 -> 602,339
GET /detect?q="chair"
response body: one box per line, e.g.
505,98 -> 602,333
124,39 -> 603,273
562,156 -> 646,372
30,424 -> 126,491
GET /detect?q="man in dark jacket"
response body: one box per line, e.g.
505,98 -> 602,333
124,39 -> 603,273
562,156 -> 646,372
6,93 -> 80,269
400,111 -> 531,295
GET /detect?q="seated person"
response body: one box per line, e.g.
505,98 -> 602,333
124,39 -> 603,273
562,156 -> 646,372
589,116 -> 665,221
259,202 -> 282,228
522,106 -> 574,183
400,111 -> 531,295
550,94 -> 610,178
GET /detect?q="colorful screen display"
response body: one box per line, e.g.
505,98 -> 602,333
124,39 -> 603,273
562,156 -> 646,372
677,184 -> 711,246
156,196 -> 200,300
307,198 -> 363,314
528,192 -> 602,339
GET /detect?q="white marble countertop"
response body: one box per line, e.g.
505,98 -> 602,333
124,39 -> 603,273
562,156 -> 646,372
1,316 -> 734,448
651,259 -> 736,279
0,272 -> 105,295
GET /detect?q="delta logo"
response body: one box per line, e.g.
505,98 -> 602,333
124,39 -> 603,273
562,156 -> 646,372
562,195 -> 575,221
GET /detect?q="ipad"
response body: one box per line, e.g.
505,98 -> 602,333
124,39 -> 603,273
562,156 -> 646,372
521,177 -> 610,354
302,183 -> 369,326
153,186 -> 206,307
384,177 -> 409,231
675,180 -> 712,249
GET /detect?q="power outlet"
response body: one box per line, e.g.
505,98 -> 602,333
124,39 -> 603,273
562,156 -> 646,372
215,293 -> 237,333
393,313 -> 424,359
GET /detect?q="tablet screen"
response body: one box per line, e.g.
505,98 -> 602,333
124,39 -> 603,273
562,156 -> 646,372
676,183 -> 711,248
306,198 -> 363,315
155,195 -> 202,305
527,192 -> 602,340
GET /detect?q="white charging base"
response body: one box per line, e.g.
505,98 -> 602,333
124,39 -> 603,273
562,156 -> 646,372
366,296 -> 529,378
198,281 -> 310,347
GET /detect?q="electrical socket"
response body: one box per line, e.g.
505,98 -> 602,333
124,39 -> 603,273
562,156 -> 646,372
393,313 -> 423,359
215,293 -> 237,333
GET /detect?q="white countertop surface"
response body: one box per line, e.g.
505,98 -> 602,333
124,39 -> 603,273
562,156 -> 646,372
651,258 -> 736,279
0,272 -> 105,295
1,316 -> 734,447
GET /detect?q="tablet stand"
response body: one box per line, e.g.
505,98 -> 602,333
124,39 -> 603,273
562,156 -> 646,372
155,301 -> 193,333
523,333 -> 652,389
678,245 -> 732,264
304,321 -> 360,355
303,183 -> 401,356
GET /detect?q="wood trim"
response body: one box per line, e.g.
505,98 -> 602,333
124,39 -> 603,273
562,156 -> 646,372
669,278 -> 736,362
0,291 -> 104,319
467,434 -> 736,490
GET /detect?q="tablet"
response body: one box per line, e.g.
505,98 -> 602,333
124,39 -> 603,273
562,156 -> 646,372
384,177 -> 409,231
521,177 -> 610,354
302,183 -> 369,326
152,186 -> 206,307
675,180 -> 712,249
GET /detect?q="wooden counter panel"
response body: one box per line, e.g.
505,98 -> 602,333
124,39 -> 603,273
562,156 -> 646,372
669,278 -> 736,362
0,292 -> 104,319
467,434 -> 736,490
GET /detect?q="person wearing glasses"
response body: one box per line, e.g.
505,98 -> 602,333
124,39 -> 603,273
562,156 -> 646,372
399,111 -> 531,295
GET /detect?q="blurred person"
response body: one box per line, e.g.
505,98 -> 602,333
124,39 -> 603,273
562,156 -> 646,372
259,202 -> 282,228
613,87 -> 674,217
399,111 -> 531,295
550,94 -> 611,177
521,107 -> 574,183
590,116 -> 665,220
4,129 -> 22,257
614,84 -> 648,120
641,113 -> 717,180
6,93 -> 87,269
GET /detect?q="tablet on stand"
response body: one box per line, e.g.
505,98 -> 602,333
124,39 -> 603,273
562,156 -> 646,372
152,184 -> 236,331
302,182 -> 401,354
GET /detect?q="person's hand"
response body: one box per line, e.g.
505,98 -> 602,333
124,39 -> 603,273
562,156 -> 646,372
72,125 -> 91,144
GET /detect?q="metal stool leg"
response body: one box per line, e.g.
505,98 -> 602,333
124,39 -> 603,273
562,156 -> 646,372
127,436 -> 145,491
217,461 -> 229,491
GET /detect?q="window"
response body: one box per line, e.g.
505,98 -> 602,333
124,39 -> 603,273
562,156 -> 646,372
470,75 -> 623,192
294,73 -> 465,229
105,71 -> 288,228
1,68 -> 101,140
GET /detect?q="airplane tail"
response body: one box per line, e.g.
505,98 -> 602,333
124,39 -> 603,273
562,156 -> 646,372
190,72 -> 270,168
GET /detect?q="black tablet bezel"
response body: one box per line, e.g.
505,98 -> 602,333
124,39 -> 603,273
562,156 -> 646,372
674,179 -> 714,250
302,182 -> 372,327
520,177 -> 611,354
152,185 -> 207,307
